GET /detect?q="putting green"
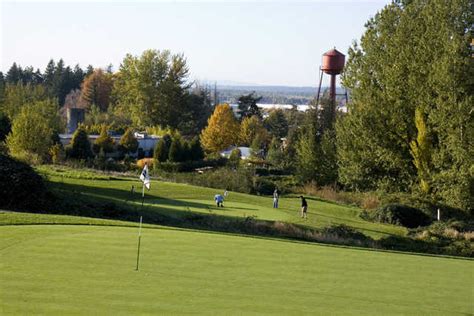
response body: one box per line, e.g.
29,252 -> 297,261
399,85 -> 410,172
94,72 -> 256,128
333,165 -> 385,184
1,224 -> 472,315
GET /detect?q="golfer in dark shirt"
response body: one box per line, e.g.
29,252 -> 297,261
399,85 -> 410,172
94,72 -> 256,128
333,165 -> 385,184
300,196 -> 308,219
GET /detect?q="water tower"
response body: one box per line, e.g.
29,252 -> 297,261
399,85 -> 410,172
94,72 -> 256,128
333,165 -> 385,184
316,47 -> 346,106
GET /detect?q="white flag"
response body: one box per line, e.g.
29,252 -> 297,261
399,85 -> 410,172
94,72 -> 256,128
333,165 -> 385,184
140,164 -> 151,190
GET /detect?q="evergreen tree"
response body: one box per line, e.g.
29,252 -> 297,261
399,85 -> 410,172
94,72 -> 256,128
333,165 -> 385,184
295,112 -> 319,183
264,109 -> 288,139
93,125 -> 114,154
237,92 -> 262,120
44,59 -> 56,86
189,137 -> 204,161
153,134 -> 172,163
178,85 -> 213,135
266,137 -> 285,169
21,66 -> 34,84
6,63 -> 22,84
68,126 -> 93,159
409,108 -> 432,194
118,128 -> 138,154
73,64 -> 85,88
32,69 -> 43,84
86,65 -> 94,76
168,138 -> 183,162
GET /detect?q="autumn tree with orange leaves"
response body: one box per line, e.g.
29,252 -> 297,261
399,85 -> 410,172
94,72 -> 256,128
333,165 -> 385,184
80,69 -> 113,112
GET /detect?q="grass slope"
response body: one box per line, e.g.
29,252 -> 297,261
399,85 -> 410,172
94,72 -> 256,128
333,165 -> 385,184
1,223 -> 472,315
39,166 -> 405,239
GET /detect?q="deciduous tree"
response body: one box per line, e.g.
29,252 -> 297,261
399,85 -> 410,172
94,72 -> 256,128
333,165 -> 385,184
338,0 -> 473,209
6,100 -> 59,163
112,49 -> 190,128
239,115 -> 269,147
200,104 -> 240,153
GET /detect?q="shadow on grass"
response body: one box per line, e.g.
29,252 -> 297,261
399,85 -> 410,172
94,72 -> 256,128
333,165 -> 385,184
312,212 -> 401,237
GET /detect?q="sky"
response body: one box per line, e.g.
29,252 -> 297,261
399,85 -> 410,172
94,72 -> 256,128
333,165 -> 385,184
1,0 -> 391,87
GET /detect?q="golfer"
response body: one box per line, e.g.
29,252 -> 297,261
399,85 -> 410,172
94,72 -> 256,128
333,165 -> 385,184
273,188 -> 279,208
214,194 -> 224,207
300,195 -> 308,219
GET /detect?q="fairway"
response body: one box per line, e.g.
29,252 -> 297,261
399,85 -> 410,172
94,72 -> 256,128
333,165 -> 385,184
1,223 -> 472,315
41,166 -> 406,239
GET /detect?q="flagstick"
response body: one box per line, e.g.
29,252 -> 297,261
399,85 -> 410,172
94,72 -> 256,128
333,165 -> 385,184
141,183 -> 145,208
135,216 -> 143,271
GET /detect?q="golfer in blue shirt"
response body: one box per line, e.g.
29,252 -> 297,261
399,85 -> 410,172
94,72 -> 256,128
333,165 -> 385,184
214,194 -> 224,207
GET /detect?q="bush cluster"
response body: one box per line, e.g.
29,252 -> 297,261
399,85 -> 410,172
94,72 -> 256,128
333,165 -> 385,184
0,154 -> 51,211
361,203 -> 431,228
154,134 -> 204,165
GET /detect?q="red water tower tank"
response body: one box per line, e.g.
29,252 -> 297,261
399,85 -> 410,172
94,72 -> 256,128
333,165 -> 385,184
317,48 -> 346,106
321,48 -> 345,75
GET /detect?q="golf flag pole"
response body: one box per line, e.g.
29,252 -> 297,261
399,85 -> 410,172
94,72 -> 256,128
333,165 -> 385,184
141,183 -> 145,208
135,216 -> 143,271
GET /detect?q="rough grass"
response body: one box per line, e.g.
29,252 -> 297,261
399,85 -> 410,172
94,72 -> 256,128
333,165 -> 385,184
1,224 -> 472,315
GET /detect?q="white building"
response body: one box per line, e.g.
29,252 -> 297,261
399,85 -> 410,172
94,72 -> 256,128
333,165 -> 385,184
59,132 -> 160,158
220,146 -> 252,160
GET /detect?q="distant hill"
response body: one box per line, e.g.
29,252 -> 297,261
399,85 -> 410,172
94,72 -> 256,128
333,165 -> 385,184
216,84 -> 346,105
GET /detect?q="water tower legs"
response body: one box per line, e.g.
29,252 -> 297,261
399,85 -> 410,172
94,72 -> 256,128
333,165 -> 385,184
330,74 -> 336,105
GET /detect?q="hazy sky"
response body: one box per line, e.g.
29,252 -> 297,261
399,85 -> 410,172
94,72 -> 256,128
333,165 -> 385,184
1,0 -> 390,86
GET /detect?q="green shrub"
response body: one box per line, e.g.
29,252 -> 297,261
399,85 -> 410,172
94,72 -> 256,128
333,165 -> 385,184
252,177 -> 275,195
0,154 -> 51,211
49,143 -> 65,164
322,224 -> 370,241
361,203 -> 431,228
0,113 -> 11,142
157,167 -> 254,194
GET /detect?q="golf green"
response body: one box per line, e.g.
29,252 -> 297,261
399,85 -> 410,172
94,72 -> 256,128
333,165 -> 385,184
1,224 -> 472,315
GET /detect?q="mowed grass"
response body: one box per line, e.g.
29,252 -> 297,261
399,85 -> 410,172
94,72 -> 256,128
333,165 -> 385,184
1,223 -> 472,315
40,166 -> 405,239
